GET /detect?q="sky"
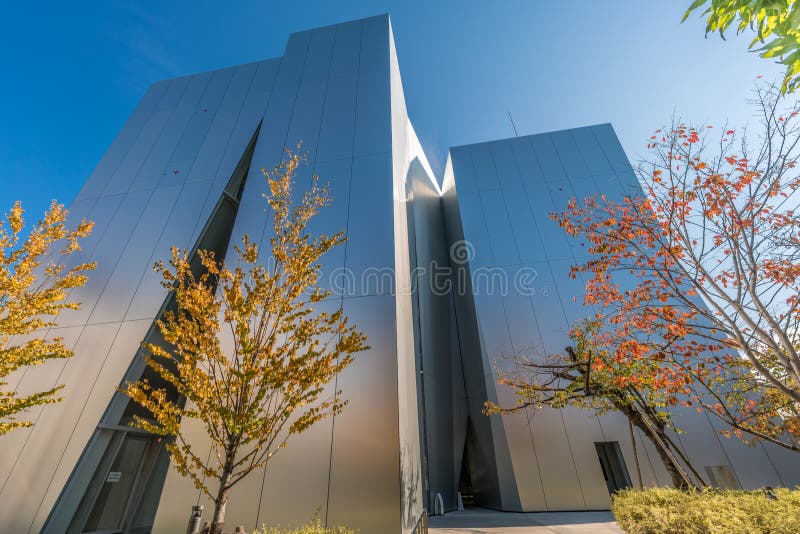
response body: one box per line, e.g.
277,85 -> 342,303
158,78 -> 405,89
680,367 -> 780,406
0,0 -> 787,222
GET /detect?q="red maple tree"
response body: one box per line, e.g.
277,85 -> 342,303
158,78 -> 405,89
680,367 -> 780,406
552,83 -> 800,451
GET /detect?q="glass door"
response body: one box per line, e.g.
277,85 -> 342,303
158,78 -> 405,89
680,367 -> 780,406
81,435 -> 151,533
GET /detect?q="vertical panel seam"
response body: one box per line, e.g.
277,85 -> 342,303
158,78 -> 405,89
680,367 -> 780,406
324,20 -> 363,529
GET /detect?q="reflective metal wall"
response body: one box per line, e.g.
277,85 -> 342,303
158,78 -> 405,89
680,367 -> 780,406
442,124 -> 800,511
151,15 -> 426,534
1,14 -> 430,534
0,51 -> 283,533
5,13 -> 800,534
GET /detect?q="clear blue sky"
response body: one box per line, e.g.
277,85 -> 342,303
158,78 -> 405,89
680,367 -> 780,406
0,0 -> 784,221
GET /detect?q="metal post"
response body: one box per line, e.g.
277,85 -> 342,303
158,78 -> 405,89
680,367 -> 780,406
434,493 -> 444,515
186,505 -> 204,534
629,419 -> 643,488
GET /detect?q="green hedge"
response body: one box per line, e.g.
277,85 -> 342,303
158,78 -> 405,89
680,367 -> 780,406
612,487 -> 800,534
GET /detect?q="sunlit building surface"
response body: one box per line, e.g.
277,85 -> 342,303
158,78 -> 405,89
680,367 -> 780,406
1,14 -> 798,534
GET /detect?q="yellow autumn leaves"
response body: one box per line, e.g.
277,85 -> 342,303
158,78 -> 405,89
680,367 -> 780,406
121,150 -> 367,529
0,200 -> 94,435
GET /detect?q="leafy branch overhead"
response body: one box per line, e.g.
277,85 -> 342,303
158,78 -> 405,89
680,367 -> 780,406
684,0 -> 800,93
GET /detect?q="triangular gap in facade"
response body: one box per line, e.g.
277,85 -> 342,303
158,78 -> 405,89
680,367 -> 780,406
457,418 -> 477,508
43,121 -> 263,534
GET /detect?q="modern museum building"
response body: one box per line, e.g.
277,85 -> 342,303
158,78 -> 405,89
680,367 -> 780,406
2,14 -> 799,534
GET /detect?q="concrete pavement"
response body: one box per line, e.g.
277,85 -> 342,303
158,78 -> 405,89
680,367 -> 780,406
428,508 -> 624,534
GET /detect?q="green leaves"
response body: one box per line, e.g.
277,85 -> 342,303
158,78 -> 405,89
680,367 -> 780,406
683,0 -> 800,92
682,0 -> 708,23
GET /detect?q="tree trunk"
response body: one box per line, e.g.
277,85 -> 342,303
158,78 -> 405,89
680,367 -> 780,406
617,403 -> 694,490
211,468 -> 232,534
657,426 -> 709,486
646,423 -> 693,490
628,419 -> 643,488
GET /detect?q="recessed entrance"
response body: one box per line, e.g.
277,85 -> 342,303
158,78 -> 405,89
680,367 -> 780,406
82,435 -> 148,532
594,441 -> 631,494
69,431 -> 162,534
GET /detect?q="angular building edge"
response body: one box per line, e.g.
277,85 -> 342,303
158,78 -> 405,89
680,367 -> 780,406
0,13 -> 798,534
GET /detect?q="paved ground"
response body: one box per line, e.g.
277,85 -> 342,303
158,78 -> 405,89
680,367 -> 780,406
428,508 -> 624,534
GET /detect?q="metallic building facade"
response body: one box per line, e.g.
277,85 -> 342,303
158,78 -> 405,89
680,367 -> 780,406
1,14 -> 799,534
441,126 -> 800,512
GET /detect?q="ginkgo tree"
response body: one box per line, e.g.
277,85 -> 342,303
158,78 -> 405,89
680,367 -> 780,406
684,0 -> 800,93
551,82 -> 800,451
122,151 -> 367,534
0,201 -> 94,435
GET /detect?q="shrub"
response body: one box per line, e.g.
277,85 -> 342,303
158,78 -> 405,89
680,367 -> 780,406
612,487 -> 800,534
253,515 -> 356,534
